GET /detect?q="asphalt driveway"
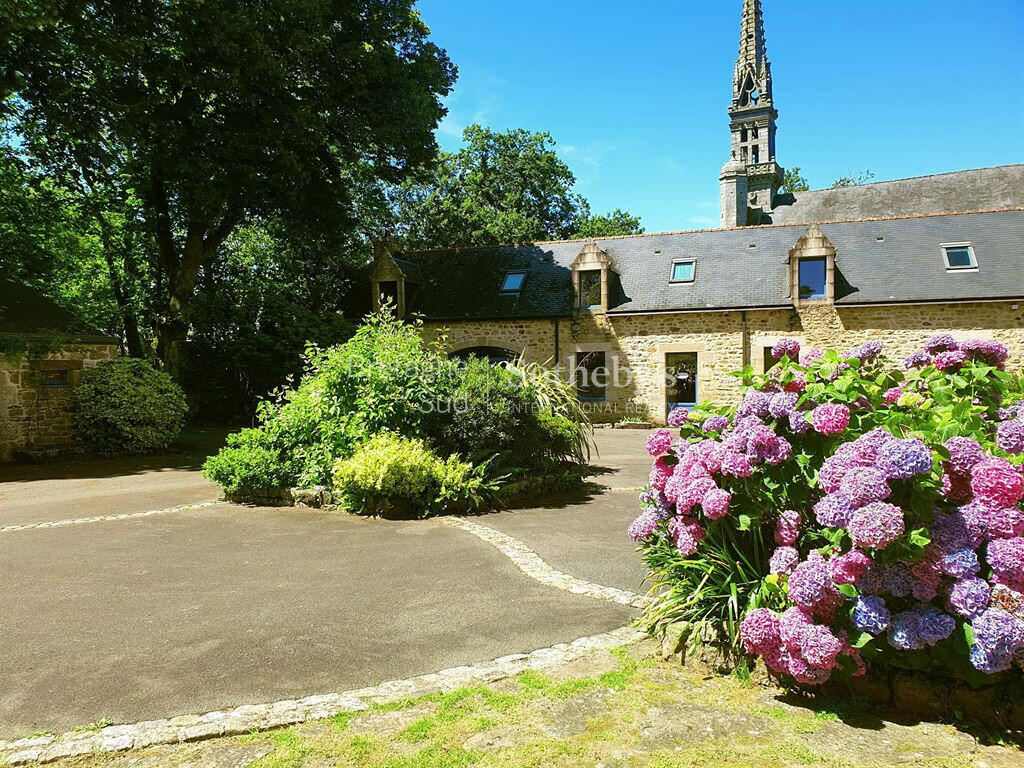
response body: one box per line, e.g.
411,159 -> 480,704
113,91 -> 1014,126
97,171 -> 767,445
0,428 -> 649,738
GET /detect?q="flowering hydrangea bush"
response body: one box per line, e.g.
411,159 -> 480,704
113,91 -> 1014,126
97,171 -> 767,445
631,334 -> 1024,687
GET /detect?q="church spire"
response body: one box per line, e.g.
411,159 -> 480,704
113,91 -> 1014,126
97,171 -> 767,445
721,0 -> 783,226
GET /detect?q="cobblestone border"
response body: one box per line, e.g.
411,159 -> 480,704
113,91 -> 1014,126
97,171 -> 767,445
0,501 -> 223,534
0,626 -> 643,765
444,517 -> 650,609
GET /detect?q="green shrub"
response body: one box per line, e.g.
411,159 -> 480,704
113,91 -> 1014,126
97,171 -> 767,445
333,433 -> 496,517
75,358 -> 187,454
200,428 -> 298,494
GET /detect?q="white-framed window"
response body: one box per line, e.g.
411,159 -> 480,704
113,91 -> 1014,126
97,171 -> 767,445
500,270 -> 526,293
669,259 -> 696,283
941,242 -> 978,271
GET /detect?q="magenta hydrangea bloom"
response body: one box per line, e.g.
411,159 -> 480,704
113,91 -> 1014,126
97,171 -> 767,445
770,546 -> 800,575
701,487 -> 731,520
646,428 -> 673,457
961,338 -> 1009,368
788,551 -> 837,609
949,578 -> 991,619
667,407 -> 689,427
719,451 -> 753,478
774,508 -> 801,546
944,437 -> 985,476
812,493 -> 854,528
810,403 -> 850,435
971,457 -> 1024,507
779,606 -> 814,651
925,333 -> 959,355
668,516 -> 706,556
702,415 -> 729,433
627,510 -> 659,542
771,338 -> 801,360
740,608 -> 781,655
996,419 -> 1024,455
849,502 -> 905,549
839,466 -> 891,507
882,387 -> 903,405
981,504 -> 1024,539
649,459 -> 674,491
987,537 -> 1024,581
800,624 -> 844,669
934,349 -> 968,372
830,549 -> 872,585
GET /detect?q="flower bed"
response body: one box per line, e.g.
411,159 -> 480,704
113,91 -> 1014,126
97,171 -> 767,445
631,335 -> 1024,693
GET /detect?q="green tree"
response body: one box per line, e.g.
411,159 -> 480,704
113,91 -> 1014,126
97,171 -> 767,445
9,0 -> 455,376
573,209 -> 644,239
831,169 -> 876,188
779,166 -> 810,194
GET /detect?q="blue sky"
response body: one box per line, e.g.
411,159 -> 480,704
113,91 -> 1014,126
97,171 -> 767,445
417,0 -> 1024,232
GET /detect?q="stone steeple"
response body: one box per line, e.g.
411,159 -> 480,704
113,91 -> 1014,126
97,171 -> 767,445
720,0 -> 784,227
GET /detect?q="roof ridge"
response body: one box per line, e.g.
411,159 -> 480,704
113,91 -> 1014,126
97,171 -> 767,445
399,206 -> 1024,256
800,163 -> 1024,194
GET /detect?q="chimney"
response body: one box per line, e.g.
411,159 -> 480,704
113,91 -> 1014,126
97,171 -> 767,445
719,159 -> 748,227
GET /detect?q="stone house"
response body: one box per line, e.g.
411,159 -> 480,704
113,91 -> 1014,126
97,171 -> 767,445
0,274 -> 117,461
371,0 -> 1024,424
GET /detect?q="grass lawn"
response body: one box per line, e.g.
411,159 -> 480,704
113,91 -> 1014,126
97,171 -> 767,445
55,641 -> 1020,768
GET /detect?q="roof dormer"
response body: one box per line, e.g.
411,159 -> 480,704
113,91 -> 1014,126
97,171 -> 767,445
571,241 -> 616,313
786,224 -> 836,307
370,242 -> 418,318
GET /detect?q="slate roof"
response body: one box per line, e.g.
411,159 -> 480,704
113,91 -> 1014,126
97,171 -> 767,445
400,208 -> 1024,319
769,165 -> 1024,225
0,274 -> 115,342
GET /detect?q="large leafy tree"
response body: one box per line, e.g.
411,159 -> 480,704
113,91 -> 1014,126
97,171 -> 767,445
394,124 -> 642,248
8,0 -> 455,375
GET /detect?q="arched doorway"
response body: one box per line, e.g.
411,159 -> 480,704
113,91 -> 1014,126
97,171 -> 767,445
451,346 -> 518,365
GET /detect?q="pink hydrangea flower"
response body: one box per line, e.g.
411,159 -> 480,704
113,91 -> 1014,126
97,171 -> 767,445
774,509 -> 801,546
811,403 -> 851,435
971,457 -> 1024,507
668,516 -> 706,556
934,349 -> 968,372
701,487 -> 731,520
649,458 -> 674,491
667,407 -> 689,427
719,450 -> 753,478
740,608 -> 781,655
839,466 -> 891,507
770,546 -> 801,575
849,502 -> 905,549
646,428 -> 673,456
771,338 -> 801,360
627,511 -> 659,542
882,387 -> 903,405
830,549 -> 872,585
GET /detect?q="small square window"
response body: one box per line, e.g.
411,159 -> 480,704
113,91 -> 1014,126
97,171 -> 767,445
500,271 -> 526,293
578,270 -> 602,309
670,260 -> 695,283
574,350 -> 607,401
797,257 -> 827,299
941,243 -> 977,271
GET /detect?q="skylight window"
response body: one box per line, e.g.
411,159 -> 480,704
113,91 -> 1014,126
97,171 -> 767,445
941,243 -> 978,271
670,260 -> 696,283
500,271 -> 526,293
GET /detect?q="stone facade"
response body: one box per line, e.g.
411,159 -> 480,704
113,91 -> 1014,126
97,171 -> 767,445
0,343 -> 117,462
423,300 -> 1024,425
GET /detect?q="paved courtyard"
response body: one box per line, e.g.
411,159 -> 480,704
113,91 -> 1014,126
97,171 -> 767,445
0,429 -> 649,740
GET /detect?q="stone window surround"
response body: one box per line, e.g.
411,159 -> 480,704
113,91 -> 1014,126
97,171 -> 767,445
751,334 -> 806,374
570,342 -> 618,402
787,225 -> 837,309
653,341 -> 708,418
370,250 -> 409,318
571,242 -> 615,314
940,241 -> 979,272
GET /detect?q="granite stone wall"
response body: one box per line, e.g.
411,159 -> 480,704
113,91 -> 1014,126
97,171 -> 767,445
0,343 -> 117,462
422,300 -> 1023,425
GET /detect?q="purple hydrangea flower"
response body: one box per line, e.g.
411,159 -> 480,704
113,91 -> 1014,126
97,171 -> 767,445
668,516 -> 706,556
800,624 -> 844,669
787,409 -> 810,434
799,348 -> 824,365
961,339 -> 1009,368
845,341 -> 884,363
667,407 -> 690,427
702,415 -> 729,433
883,562 -> 914,598
774,509 -> 801,546
949,578 -> 991,619
852,595 -> 890,635
770,546 -> 801,575
925,334 -> 959,355
839,466 -> 891,507
987,537 -> 1024,581
736,391 -> 772,420
813,493 -> 854,528
627,510 -> 659,542
969,644 -> 1013,674
941,548 -> 980,579
740,608 -> 781,655
971,607 -> 1024,658
934,349 -> 968,372
768,391 -> 799,420
904,351 -> 932,369
888,610 -> 924,650
720,451 -> 753,478
646,428 -> 673,456
943,437 -> 985,476
996,420 -> 1024,455
788,551 -> 838,609
771,338 -> 801,360
916,606 -> 956,645
849,502 -> 905,550
811,403 -> 851,436
879,439 -> 933,480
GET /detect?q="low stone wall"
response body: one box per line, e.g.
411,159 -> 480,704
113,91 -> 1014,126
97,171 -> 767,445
0,343 -> 117,462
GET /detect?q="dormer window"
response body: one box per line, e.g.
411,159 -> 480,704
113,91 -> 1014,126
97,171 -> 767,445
941,243 -> 978,271
500,271 -> 526,294
787,224 -> 836,306
578,269 -> 602,309
797,257 -> 827,299
670,260 -> 696,283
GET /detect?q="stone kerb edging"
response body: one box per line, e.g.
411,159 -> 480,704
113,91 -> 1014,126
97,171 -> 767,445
0,501 -> 223,534
0,626 -> 643,765
444,517 -> 651,609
